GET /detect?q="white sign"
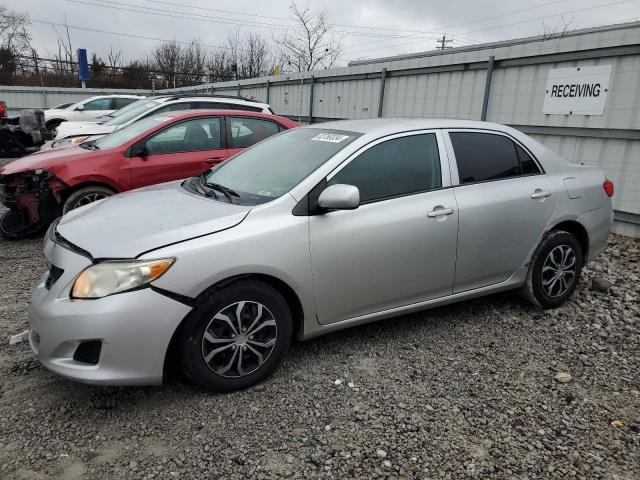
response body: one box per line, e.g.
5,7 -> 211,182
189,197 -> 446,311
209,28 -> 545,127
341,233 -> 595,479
543,65 -> 612,116
311,133 -> 351,143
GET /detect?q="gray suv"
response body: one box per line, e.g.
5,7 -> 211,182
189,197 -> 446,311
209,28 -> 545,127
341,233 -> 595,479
27,119 -> 613,392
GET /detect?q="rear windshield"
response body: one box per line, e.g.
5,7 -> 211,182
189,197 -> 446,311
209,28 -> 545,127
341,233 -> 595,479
203,128 -> 360,205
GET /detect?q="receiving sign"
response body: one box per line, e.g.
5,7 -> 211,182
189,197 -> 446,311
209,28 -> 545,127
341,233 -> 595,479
543,65 -> 612,115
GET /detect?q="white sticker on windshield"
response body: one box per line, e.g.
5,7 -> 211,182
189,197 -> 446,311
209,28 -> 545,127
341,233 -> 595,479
310,133 -> 350,143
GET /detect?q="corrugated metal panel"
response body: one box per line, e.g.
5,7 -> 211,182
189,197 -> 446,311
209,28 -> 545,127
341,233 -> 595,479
0,85 -> 150,113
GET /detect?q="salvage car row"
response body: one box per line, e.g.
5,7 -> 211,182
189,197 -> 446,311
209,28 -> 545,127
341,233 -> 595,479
1,98 -> 615,392
0,97 -> 295,238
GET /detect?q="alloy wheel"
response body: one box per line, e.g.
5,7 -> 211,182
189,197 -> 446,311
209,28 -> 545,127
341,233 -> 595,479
201,301 -> 277,378
75,192 -> 109,208
541,245 -> 576,297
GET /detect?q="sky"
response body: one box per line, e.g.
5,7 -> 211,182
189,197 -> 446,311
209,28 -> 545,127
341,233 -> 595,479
8,0 -> 640,66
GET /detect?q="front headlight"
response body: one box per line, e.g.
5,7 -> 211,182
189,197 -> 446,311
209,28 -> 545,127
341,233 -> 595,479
52,136 -> 90,148
71,259 -> 174,299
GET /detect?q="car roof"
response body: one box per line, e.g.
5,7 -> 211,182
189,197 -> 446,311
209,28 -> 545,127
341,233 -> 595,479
307,118 -> 516,136
81,94 -> 145,100
149,109 -> 294,124
151,95 -> 269,107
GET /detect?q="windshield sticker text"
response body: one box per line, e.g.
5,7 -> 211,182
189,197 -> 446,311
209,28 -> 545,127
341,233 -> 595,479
311,133 -> 351,143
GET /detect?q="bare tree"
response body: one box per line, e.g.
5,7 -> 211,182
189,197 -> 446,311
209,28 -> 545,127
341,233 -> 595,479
240,32 -> 271,78
0,6 -> 33,75
275,2 -> 342,72
543,16 -> 574,40
152,40 -> 181,87
107,47 -> 122,70
179,40 -> 206,85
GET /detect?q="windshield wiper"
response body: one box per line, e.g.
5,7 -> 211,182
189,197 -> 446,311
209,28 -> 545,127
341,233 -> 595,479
194,175 -> 218,199
203,181 -> 240,204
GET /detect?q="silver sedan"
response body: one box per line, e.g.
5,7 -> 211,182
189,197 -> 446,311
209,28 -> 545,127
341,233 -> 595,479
28,119 -> 613,392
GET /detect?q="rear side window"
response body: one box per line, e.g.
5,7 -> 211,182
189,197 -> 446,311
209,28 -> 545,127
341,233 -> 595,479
229,117 -> 280,148
450,132 -> 523,184
516,144 -> 541,175
329,133 -> 441,203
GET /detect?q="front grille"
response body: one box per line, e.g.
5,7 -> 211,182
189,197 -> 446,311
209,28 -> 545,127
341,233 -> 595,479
73,340 -> 102,365
45,265 -> 64,290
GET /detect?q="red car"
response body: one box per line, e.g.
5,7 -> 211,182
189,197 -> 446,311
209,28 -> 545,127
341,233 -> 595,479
0,110 -> 297,239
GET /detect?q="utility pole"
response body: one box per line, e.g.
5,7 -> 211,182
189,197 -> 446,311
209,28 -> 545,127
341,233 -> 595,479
437,34 -> 453,50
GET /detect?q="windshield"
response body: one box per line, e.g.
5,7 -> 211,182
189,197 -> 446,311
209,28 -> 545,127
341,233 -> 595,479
202,128 -> 360,205
103,100 -> 161,127
94,115 -> 173,149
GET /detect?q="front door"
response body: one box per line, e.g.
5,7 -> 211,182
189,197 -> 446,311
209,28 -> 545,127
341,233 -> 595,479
309,131 -> 459,325
446,130 -> 558,292
129,117 -> 228,189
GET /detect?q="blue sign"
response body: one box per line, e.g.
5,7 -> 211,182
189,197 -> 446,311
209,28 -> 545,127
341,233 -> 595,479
77,48 -> 89,82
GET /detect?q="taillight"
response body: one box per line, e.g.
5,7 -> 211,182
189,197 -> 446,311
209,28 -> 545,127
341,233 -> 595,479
0,101 -> 6,118
603,179 -> 614,197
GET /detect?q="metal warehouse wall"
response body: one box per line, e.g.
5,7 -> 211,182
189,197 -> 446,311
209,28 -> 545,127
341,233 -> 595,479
163,21 -> 640,236
0,85 -> 151,114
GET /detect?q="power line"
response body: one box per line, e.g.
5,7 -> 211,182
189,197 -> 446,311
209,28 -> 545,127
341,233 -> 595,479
65,0 -> 452,40
31,19 -> 233,52
348,0 -> 637,55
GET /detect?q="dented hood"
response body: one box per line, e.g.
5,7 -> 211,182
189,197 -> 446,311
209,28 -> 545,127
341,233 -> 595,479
0,146 -> 94,176
56,181 -> 252,258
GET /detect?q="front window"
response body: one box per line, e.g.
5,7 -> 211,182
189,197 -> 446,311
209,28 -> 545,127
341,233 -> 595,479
103,100 -> 162,127
145,117 -> 222,154
94,116 -> 173,149
329,133 -> 442,203
201,128 -> 360,205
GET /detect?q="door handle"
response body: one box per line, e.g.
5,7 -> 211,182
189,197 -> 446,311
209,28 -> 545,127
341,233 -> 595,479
427,207 -> 455,218
530,190 -> 552,199
206,157 -> 225,164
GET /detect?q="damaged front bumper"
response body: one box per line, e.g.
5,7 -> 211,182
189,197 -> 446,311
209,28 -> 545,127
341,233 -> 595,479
0,170 -> 67,238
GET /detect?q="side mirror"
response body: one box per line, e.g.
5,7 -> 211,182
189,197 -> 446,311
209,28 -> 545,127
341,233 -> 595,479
317,184 -> 360,211
131,144 -> 149,157
75,104 -> 85,111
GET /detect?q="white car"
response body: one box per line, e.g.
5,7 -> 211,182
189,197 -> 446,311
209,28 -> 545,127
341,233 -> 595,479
51,95 -> 274,148
44,95 -> 145,130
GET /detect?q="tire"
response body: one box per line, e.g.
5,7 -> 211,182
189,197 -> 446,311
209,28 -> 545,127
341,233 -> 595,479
0,132 -> 25,158
521,230 -> 583,309
0,209 -> 31,240
62,186 -> 115,214
179,279 -> 292,392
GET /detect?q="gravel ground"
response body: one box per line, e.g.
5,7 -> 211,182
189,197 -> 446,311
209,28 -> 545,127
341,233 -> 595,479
0,157 -> 639,479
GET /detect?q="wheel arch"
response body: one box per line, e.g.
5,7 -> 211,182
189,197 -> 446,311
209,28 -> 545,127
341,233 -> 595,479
548,219 -> 589,262
62,179 -> 120,198
162,273 -> 305,378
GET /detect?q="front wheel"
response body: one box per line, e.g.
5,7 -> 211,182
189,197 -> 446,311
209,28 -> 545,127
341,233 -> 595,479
521,230 -> 583,309
179,280 -> 292,392
62,186 -> 115,214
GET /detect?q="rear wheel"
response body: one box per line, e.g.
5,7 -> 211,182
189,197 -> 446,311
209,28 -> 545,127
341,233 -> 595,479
179,280 -> 292,392
0,209 -> 36,240
521,230 -> 583,308
62,186 -> 115,214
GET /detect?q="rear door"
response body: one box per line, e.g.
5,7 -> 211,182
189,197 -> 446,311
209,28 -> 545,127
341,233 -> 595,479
226,116 -> 282,157
129,117 -> 227,188
445,130 -> 558,293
